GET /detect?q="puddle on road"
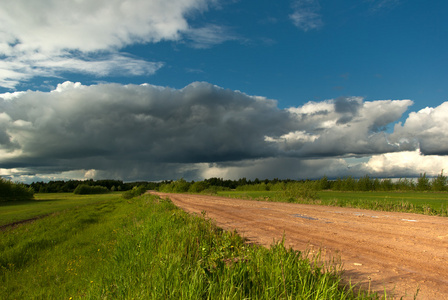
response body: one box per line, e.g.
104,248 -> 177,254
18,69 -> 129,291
354,212 -> 380,219
292,214 -> 318,221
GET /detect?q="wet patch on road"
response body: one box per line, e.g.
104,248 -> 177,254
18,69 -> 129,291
292,214 -> 318,220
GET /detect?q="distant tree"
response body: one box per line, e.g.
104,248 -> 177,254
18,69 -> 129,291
379,179 -> 393,191
356,175 -> 373,191
341,176 -> 356,191
332,178 -> 343,191
431,170 -> 447,191
318,175 -> 331,190
73,184 -> 109,195
396,178 -> 413,191
188,181 -> 210,193
417,173 -> 430,191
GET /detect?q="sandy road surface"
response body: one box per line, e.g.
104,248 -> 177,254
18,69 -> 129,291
151,192 -> 448,299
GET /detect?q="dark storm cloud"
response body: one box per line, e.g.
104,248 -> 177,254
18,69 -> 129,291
0,82 -> 293,179
1,81 -> 443,181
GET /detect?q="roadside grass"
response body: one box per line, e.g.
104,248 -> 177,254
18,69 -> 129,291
0,194 -> 377,299
0,192 -> 122,227
218,190 -> 448,216
315,191 -> 448,217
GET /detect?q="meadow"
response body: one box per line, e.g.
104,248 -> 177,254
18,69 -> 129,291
217,190 -> 448,217
0,193 -> 378,299
0,193 -> 123,227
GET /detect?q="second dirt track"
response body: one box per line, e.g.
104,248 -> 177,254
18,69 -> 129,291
151,192 -> 448,299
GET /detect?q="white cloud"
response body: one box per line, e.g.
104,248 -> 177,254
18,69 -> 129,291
290,0 -> 323,31
390,102 -> 448,155
0,91 -> 26,100
185,24 -> 239,48
267,98 -> 414,157
0,168 -> 102,183
1,0 -> 209,53
364,150 -> 448,177
0,0 -> 218,88
366,0 -> 401,13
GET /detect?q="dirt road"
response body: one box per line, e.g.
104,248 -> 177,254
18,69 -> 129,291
151,192 -> 448,299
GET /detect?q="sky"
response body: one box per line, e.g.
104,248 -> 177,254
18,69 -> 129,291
0,0 -> 447,183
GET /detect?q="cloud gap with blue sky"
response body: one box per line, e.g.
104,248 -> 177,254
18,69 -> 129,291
0,0 -> 447,182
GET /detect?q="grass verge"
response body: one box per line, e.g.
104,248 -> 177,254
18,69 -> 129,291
217,190 -> 448,217
1,194 -> 377,299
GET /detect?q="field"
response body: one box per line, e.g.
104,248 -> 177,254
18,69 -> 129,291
0,193 -> 123,227
217,190 -> 448,216
0,193 -> 376,299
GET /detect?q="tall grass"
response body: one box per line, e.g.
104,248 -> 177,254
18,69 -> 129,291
0,194 -> 377,299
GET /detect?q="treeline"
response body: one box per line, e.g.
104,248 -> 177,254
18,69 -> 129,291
0,178 -> 34,202
28,179 -> 160,194
22,171 -> 448,196
157,172 -> 448,193
234,173 -> 448,192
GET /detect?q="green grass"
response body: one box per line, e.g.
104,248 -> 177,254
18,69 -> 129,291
0,193 -> 378,299
218,190 -> 448,216
218,190 -> 279,199
319,191 -> 448,210
0,192 -> 123,227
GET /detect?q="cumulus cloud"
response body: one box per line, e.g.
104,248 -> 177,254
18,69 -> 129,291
363,150 -> 448,178
0,0 -> 228,88
290,0 -> 323,31
267,97 -> 415,157
389,102 -> 448,155
1,81 -> 445,182
1,0 -> 209,52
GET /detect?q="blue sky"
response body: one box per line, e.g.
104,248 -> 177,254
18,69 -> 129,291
0,0 -> 447,182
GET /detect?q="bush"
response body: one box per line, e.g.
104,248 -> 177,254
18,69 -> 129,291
73,184 -> 109,195
158,179 -> 192,193
201,185 -> 231,195
122,185 -> 147,199
0,177 -> 34,202
188,181 -> 210,193
281,182 -> 318,202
